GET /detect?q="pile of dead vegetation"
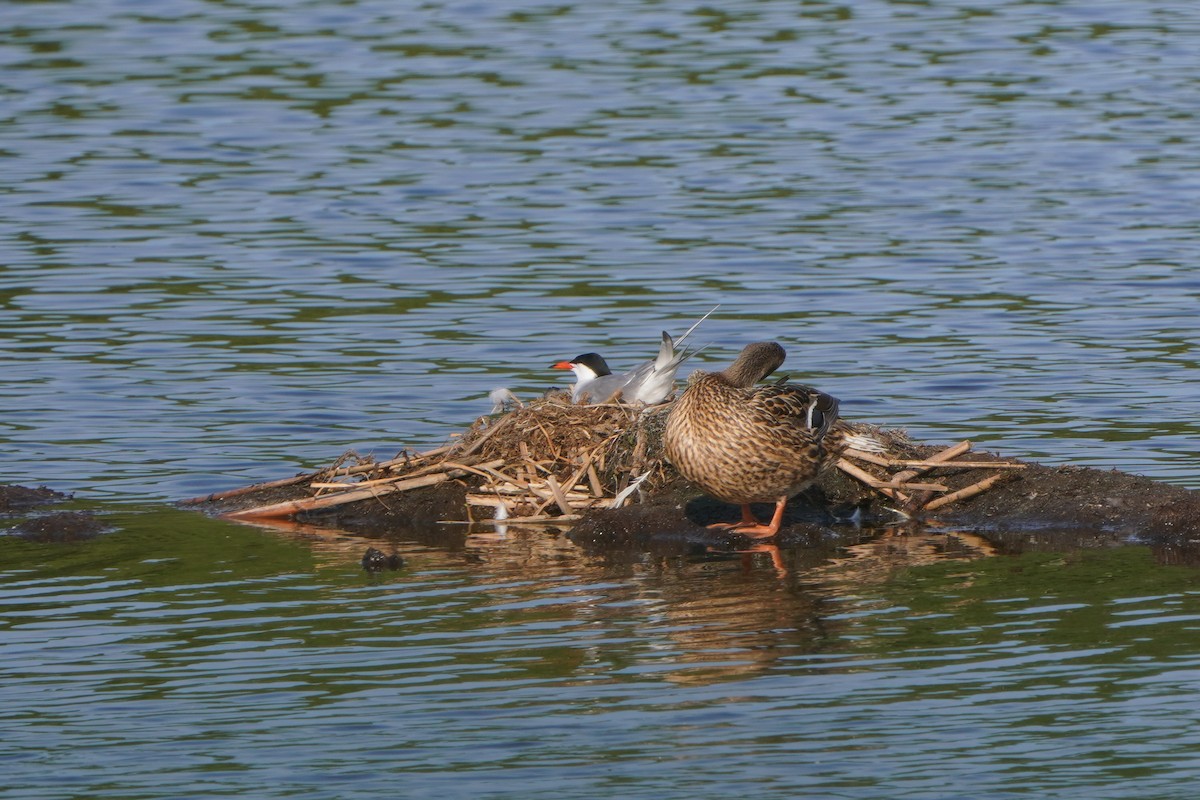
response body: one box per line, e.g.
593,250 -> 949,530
186,395 -> 677,524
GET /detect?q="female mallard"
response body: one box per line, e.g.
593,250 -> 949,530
664,341 -> 875,538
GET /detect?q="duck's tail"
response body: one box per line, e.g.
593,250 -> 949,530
840,429 -> 887,454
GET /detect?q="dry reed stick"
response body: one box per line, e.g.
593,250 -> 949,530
531,418 -> 556,454
311,456 -> 488,492
465,494 -> 516,508
440,460 -> 512,482
223,459 -> 504,520
490,514 -> 582,524
544,475 -> 573,516
895,460 -> 1025,470
842,448 -> 893,466
586,462 -> 604,497
923,473 -> 1009,512
836,458 -> 905,501
560,452 -> 598,502
351,443 -> 456,473
885,480 -> 950,492
182,443 -> 461,505
844,449 -> 1024,470
180,472 -> 318,505
892,441 -> 972,484
455,414 -> 517,458
224,472 -> 454,520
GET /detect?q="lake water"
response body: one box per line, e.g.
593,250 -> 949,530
3,1 -> 1200,797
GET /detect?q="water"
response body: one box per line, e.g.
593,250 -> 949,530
4,516 -> 1200,799
3,1 -> 1200,797
3,0 -> 1199,500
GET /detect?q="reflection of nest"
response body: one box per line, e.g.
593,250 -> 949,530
803,530 -> 998,592
240,513 -> 1001,688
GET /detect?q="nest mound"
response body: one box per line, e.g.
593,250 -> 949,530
186,388 -> 1028,532
464,395 -> 661,472
180,394 -> 1200,561
425,394 -> 680,521
186,394 -> 685,525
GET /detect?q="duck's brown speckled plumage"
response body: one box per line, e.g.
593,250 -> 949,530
664,342 -> 863,536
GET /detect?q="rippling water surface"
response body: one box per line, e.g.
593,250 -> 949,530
2,0 -> 1199,500
5,516 -> 1200,799
3,1 -> 1200,797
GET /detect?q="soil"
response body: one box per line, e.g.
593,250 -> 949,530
182,427 -> 1200,564
0,485 -> 112,542
0,484 -> 68,511
11,511 -> 110,542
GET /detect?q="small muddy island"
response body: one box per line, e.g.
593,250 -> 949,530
178,396 -> 1200,565
0,485 -> 109,542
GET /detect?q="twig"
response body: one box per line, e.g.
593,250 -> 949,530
844,449 -> 1025,470
842,448 -> 894,466
440,514 -> 582,525
885,480 -> 950,492
898,460 -> 1025,470
587,462 -> 604,497
837,458 -> 905,501
181,443 -> 459,505
454,414 -> 517,458
544,475 -> 573,516
311,456 -> 489,493
224,472 -> 455,520
222,459 -> 504,520
180,472 -> 319,505
465,494 -> 506,506
923,473 -> 1009,512
350,443 -> 455,473
892,441 -> 972,483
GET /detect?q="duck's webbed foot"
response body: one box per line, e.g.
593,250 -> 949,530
706,502 -> 784,539
715,499 -> 788,539
727,522 -> 781,539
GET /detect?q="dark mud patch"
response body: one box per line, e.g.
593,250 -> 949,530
0,484 -> 69,511
11,511 -> 110,543
289,483 -> 470,537
1,484 -> 114,543
935,462 -> 1199,535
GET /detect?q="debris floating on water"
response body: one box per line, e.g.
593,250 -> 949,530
361,547 -> 404,572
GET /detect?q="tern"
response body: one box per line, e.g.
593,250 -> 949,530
550,306 -> 717,405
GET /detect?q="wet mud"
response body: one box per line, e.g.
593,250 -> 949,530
0,485 -> 111,542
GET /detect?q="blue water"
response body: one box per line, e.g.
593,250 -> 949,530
3,1 -> 1200,797
4,516 -> 1200,799
2,0 -> 1199,502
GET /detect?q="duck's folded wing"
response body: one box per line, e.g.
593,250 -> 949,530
749,385 -> 841,437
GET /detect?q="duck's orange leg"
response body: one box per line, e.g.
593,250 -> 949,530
741,543 -> 787,575
730,497 -> 787,539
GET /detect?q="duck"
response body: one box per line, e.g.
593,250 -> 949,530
663,341 -> 878,538
550,306 -> 717,404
